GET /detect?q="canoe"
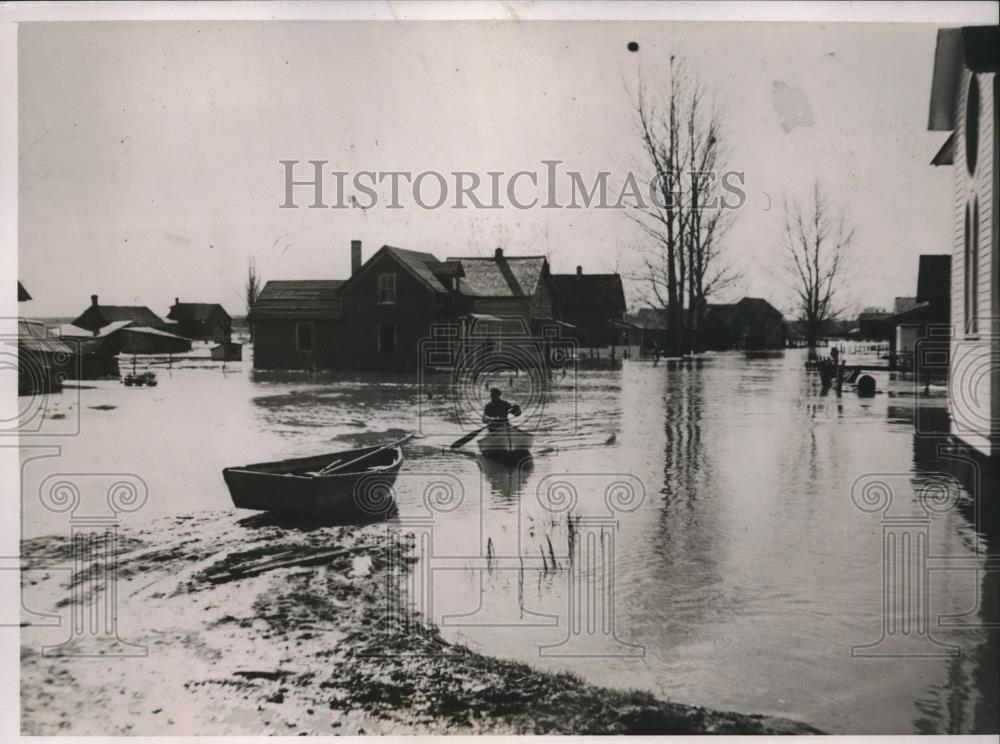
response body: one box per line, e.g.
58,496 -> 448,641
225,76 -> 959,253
222,443 -> 403,520
477,424 -> 534,464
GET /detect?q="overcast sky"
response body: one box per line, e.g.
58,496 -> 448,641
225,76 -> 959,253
18,20 -> 961,318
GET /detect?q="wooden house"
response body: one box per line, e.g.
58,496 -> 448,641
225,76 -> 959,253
58,321 -> 192,376
248,280 -> 344,370
447,248 -> 552,330
701,297 -> 786,351
550,266 -> 629,348
18,319 -> 72,396
928,25 -> 999,456
250,241 -> 605,373
167,300 -> 232,342
856,310 -> 894,342
71,295 -> 166,333
336,245 -> 463,372
890,255 -> 951,376
17,283 -> 72,396
625,308 -> 669,355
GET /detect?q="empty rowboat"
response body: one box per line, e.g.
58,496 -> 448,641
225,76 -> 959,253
477,424 -> 534,464
222,437 -> 409,520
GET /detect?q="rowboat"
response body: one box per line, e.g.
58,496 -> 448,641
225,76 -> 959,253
222,440 -> 406,521
477,424 -> 534,464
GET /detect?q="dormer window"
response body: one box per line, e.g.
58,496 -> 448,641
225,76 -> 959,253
378,273 -> 397,304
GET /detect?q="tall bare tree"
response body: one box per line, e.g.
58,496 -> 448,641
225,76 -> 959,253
246,258 -> 262,341
780,181 -> 854,349
632,56 -> 739,354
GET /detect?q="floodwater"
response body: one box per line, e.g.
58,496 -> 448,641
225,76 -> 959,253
19,347 -> 998,734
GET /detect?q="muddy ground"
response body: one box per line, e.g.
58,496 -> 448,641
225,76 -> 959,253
20,512 -> 821,735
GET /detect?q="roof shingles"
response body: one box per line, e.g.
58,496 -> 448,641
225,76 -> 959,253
250,280 -> 343,320
448,255 -> 547,298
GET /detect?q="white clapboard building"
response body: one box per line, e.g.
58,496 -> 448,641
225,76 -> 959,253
929,25 -> 999,457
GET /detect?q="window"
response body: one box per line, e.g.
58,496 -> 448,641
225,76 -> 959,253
378,323 -> 396,354
378,273 -> 397,304
296,322 -> 314,352
965,75 -> 980,176
964,200 -> 979,335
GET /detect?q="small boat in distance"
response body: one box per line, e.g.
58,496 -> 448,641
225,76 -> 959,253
477,424 -> 534,465
222,437 -> 409,521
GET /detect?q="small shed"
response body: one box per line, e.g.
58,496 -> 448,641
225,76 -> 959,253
18,319 -> 72,395
210,341 -> 243,362
120,326 -> 192,354
167,300 -> 233,342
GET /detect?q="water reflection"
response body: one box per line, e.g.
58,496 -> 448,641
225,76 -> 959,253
21,353 -> 997,733
478,454 -> 534,502
896,404 -> 998,734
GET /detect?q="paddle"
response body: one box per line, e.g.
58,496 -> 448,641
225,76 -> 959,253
319,433 -> 414,476
451,406 -> 523,450
450,425 -> 489,450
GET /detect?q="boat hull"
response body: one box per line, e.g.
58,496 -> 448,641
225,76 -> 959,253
477,425 -> 534,464
222,444 -> 402,521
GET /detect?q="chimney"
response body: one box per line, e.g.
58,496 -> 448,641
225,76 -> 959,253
91,294 -> 98,307
351,240 -> 362,276
494,247 -> 503,259
174,297 -> 179,306
576,265 -> 582,276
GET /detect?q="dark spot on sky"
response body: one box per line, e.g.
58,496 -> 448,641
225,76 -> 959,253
772,81 -> 815,133
627,41 -> 639,52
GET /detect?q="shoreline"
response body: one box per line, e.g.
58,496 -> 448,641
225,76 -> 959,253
20,512 -> 821,735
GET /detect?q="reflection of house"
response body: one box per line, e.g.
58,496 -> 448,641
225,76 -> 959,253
701,297 -> 786,350
17,283 -> 72,396
167,300 -> 232,342
890,255 -> 951,376
928,25 -> 999,456
550,266 -> 630,348
71,295 -> 166,333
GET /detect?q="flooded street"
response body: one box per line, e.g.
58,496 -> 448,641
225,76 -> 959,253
21,348 -> 998,734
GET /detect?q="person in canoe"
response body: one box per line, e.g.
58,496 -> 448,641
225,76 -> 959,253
482,387 -> 522,431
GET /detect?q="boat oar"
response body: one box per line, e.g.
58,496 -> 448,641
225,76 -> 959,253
450,425 -> 488,450
319,434 -> 414,476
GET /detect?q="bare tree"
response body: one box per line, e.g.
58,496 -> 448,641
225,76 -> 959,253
780,181 -> 854,349
631,56 -> 740,354
246,258 -> 262,341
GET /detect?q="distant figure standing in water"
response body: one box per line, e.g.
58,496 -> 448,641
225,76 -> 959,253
483,387 -> 522,430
